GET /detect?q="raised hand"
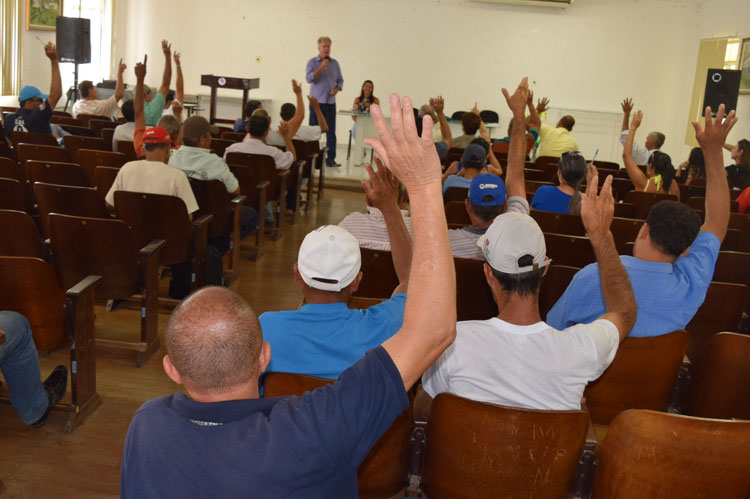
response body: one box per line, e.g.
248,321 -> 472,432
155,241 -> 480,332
630,110 -> 643,129
471,102 -> 480,115
691,104 -> 738,153
173,51 -> 181,66
292,79 -> 302,95
307,95 -> 320,108
586,162 -> 599,187
135,55 -> 147,80
118,58 -> 127,74
365,94 -> 441,194
361,157 -> 399,210
621,98 -> 634,114
44,42 -> 58,61
527,90 -> 534,107
536,97 -> 550,114
430,96 -> 445,114
161,40 -> 171,57
581,173 -> 615,238
502,77 -> 530,119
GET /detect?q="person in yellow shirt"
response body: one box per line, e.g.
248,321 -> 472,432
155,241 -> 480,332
535,98 -> 579,158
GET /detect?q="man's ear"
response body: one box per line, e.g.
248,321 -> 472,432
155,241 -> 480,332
293,263 -> 304,286
163,355 -> 183,385
258,342 -> 271,374
349,271 -> 363,294
464,197 -> 472,214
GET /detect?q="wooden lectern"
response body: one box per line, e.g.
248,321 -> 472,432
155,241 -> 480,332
200,74 -> 260,125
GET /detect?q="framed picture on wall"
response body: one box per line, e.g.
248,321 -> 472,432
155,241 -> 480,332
741,38 -> 750,94
27,0 -> 62,31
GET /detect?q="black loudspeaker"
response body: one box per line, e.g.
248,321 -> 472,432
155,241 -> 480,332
703,69 -> 741,115
56,16 -> 91,64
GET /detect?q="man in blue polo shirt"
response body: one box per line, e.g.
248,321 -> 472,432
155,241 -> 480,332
260,158 -> 410,379
547,104 -> 737,338
120,93 -> 457,498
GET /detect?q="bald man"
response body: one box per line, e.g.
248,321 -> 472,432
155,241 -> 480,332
120,93 -> 457,498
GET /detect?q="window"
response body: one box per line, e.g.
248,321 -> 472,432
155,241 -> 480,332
60,0 -> 113,94
1,0 -> 22,96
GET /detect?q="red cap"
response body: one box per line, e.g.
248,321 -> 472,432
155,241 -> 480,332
142,126 -> 172,144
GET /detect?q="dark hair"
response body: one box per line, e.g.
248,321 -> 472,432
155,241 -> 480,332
470,202 -> 503,222
558,152 -> 586,215
559,115 -> 575,132
78,80 -> 95,99
490,255 -> 545,297
646,200 -> 701,258
462,113 -> 481,135
143,142 -> 171,153
358,80 -> 376,104
280,103 -> 296,121
649,151 -> 675,194
470,137 -> 490,155
687,147 -> 705,179
244,100 -> 262,119
738,139 -> 750,170
121,100 -> 135,122
248,114 -> 270,137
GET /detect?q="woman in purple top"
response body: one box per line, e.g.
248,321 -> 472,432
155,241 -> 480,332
531,151 -> 587,215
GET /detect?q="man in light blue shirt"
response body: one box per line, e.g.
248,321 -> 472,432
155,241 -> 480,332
306,36 -> 343,167
547,105 -> 737,338
260,160 -> 410,379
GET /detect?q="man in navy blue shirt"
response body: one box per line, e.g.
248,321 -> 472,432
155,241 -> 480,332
4,42 -> 62,139
120,93 -> 457,498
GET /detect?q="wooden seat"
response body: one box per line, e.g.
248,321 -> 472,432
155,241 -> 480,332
88,119 -> 118,138
544,233 -> 596,268
539,265 -> 579,319
530,210 -> 585,236
526,180 -> 555,194
0,178 -> 26,211
610,217 -> 643,253
50,115 -> 84,127
63,136 -> 109,163
593,160 -> 620,170
48,213 -> 164,366
534,155 -> 560,169
224,164 -> 268,260
713,251 -> 750,311
443,186 -> 468,203
583,330 -> 689,425
11,131 -> 58,147
444,200 -> 470,226
0,157 -> 24,181
116,140 -> 138,161
610,178 -> 635,201
613,202 -> 637,219
622,191 -> 677,219
678,183 -> 706,201
263,373 -> 413,499
592,410 -> 750,499
60,125 -> 96,137
220,131 -> 245,142
33,182 -> 108,236
0,256 -> 101,432
684,332 -> 750,420
0,210 -> 44,258
94,166 -> 120,197
16,143 -> 68,166
524,168 -> 548,182
352,248 -> 399,299
422,393 -> 588,499
101,127 -> 116,147
0,141 -> 13,160
454,257 -> 497,321
719,227 -> 743,252
114,191 -> 212,290
685,281 -> 746,362
444,147 -> 464,166
26,160 -> 91,188
76,113 -> 111,127
209,138 -> 234,158
76,148 -> 128,185
190,179 -> 246,276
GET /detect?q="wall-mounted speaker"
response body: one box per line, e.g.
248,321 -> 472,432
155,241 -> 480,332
703,69 -> 741,116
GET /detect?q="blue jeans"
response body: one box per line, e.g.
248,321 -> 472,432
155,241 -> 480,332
0,311 -> 48,424
310,103 -> 336,164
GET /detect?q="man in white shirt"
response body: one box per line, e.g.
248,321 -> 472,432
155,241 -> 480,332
72,59 -> 126,119
112,100 -> 135,152
619,97 -> 664,166
266,96 -> 329,146
224,113 -> 296,170
415,77 -> 637,418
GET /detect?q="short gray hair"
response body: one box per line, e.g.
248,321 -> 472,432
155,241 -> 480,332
318,36 -> 331,44
157,115 -> 181,142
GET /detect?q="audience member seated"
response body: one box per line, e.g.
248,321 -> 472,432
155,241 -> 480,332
619,97 -> 665,166
234,100 -> 263,133
224,113 -> 296,170
415,77 -> 636,418
142,40 -> 173,126
675,147 -> 705,185
105,125 -> 200,298
71,60 -> 126,119
446,137 -> 502,178
160,51 -> 184,121
536,98 -> 578,159
449,109 -> 481,150
442,144 -> 492,193
422,96 -> 452,160
622,110 -> 680,199
724,138 -> 750,190
169,115 -> 260,248
548,105 -> 737,337
531,151 -> 586,215
112,99 -> 135,151
3,42 -> 61,140
266,80 -> 328,146
448,174 -> 506,259
0,311 -> 67,428
157,115 -> 182,149
120,95 -> 456,497
260,160 -> 409,379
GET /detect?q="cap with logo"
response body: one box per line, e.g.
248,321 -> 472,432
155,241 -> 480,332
469,173 -> 506,206
462,143 -> 486,168
19,86 -> 48,103
478,211 -> 551,273
297,225 -> 361,292
142,126 -> 173,144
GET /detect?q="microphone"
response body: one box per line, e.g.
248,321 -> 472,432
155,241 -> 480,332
325,56 -> 330,60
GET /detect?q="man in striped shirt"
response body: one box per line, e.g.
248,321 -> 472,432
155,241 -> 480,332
448,173 -> 507,259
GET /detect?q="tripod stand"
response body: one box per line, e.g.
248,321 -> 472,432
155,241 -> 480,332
63,62 -> 80,113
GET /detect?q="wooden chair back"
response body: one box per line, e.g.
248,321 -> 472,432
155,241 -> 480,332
443,186 -> 468,203
33,182 -> 108,236
530,210 -> 585,236
610,178 -> 635,201
209,138 -> 234,158
190,179 -> 233,239
679,183 -> 706,201
101,127 -> 116,146
592,410 -> 750,499
534,155 -> 560,169
0,178 -> 27,211
26,160 -> 91,188
77,149 -> 127,185
16,143 -> 68,166
719,227 -> 743,252
63,135 -> 109,163
116,140 -> 138,161
221,131 -> 245,142
263,373 -> 413,499
0,209 -> 44,259
445,147 -> 464,166
583,330 -> 689,425
524,168 -> 548,182
50,115 -> 84,127
353,248 -> 399,299
0,256 -> 67,351
454,257 -> 497,321
76,113 -> 111,127
88,119 -> 118,137
685,281 -> 746,362
685,332 -> 750,420
226,152 -> 281,196
423,393 -> 588,499
11,131 -> 58,147
60,125 -> 96,137
623,191 -> 676,219
610,217 -> 644,253
114,191 -> 192,265
444,200 -> 470,226
0,141 -> 13,160
539,265 -> 579,319
526,180 -> 555,194
613,202 -> 637,219
593,160 -> 620,170
94,166 -> 119,195
0,157 -> 24,181
543,233 -> 596,268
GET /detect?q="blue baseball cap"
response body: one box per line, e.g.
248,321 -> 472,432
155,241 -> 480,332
19,86 -> 48,103
469,173 -> 506,206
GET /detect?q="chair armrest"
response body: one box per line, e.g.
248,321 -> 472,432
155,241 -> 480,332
64,274 -> 101,409
230,194 -> 247,207
139,238 -> 166,258
191,214 -> 213,230
254,180 -> 270,205
66,275 -> 102,297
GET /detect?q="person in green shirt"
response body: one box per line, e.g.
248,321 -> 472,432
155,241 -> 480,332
143,39 -> 172,126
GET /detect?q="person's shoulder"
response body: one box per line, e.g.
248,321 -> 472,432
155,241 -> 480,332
133,395 -> 173,418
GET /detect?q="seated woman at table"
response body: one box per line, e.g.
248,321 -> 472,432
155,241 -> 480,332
531,151 -> 586,215
623,110 -> 680,200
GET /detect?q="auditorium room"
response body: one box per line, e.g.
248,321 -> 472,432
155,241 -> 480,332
1,0 -> 749,497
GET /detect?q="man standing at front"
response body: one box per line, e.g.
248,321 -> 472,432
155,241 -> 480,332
306,36 -> 343,167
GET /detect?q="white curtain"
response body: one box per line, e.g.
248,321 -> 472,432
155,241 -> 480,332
1,0 -> 22,96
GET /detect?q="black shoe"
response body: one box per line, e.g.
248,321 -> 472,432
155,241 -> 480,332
31,365 -> 68,429
326,161 -> 341,167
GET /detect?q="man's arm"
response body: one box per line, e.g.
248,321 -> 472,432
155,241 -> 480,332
114,58 -> 126,102
620,98 -> 633,132
133,56 -> 147,157
173,51 -> 184,121
622,110 -> 648,191
312,58 -> 329,81
278,121 -> 297,162
695,105 -> 737,242
430,96 -> 451,146
362,158 -> 412,294
502,78 -> 530,200
365,94 -> 456,391
308,96 -> 328,133
44,43 -> 62,109
288,79 -> 305,138
527,91 -> 542,131
580,174 -> 637,341
157,40 -> 172,98
471,102 -> 488,138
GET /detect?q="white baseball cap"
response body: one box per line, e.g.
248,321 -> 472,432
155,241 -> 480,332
297,225 -> 361,291
477,211 -> 551,273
